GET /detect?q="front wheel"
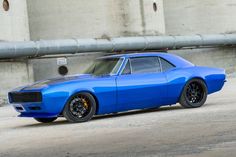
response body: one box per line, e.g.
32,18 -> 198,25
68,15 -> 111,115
63,92 -> 96,123
179,79 -> 208,108
34,117 -> 57,123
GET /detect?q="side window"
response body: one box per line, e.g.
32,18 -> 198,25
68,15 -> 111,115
130,57 -> 161,74
159,58 -> 175,72
122,60 -> 131,75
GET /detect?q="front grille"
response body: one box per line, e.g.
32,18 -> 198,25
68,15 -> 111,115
9,92 -> 42,103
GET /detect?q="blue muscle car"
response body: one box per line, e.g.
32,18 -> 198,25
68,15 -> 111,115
8,53 -> 226,123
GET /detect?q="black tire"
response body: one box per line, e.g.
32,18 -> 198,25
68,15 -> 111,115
34,117 -> 57,123
63,92 -> 96,123
179,79 -> 208,108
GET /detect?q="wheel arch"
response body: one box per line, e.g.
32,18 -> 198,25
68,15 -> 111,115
189,77 -> 207,86
178,77 -> 207,102
81,91 -> 100,115
60,90 -> 100,116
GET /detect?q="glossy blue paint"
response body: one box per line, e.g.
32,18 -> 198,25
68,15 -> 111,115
8,53 -> 226,118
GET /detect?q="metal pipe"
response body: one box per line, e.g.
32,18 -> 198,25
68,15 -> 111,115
0,34 -> 236,59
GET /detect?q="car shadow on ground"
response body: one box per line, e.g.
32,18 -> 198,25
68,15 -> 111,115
15,105 -> 186,128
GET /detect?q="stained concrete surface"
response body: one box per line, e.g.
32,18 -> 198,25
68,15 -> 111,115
0,78 -> 236,157
0,0 -> 29,41
27,0 -> 165,40
164,0 -> 236,35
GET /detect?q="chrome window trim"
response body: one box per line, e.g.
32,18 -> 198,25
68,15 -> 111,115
158,57 -> 163,73
115,57 -> 126,76
158,57 -> 176,72
118,58 -> 132,75
110,57 -> 125,76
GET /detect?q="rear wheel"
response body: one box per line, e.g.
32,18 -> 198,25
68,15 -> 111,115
34,117 -> 57,123
63,92 -> 96,123
180,79 -> 207,108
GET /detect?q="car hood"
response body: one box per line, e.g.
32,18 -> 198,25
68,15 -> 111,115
17,74 -> 94,91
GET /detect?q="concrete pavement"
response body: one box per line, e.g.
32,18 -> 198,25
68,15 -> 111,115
0,78 -> 236,157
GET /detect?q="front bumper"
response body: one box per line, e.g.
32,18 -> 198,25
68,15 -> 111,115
9,91 -> 69,118
12,102 -> 59,118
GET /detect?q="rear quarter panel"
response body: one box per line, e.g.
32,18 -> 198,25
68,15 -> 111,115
192,66 -> 226,94
164,66 -> 226,104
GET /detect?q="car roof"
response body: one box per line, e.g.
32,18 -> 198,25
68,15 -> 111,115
99,52 -> 194,68
99,52 -> 167,59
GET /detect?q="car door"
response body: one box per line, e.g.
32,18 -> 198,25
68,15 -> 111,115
116,56 -> 168,112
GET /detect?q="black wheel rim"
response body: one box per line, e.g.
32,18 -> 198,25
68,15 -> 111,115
186,82 -> 204,104
69,95 -> 91,118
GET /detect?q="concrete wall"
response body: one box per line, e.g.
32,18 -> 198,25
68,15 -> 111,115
30,53 -> 105,81
0,0 -> 29,41
170,47 -> 236,75
164,0 -> 236,76
0,0 -> 31,104
1,0 -> 236,105
27,0 -> 165,40
26,0 -> 166,81
0,61 -> 34,104
164,0 -> 236,35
